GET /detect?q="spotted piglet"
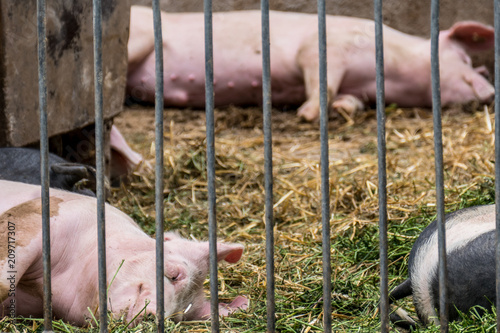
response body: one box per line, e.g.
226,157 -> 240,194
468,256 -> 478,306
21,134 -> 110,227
389,205 -> 496,327
0,180 -> 247,325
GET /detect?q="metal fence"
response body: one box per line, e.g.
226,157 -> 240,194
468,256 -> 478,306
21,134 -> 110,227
33,0 -> 500,332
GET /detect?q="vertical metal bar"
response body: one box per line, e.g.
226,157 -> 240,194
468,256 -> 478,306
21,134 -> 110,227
93,0 -> 107,332
151,0 -> 165,332
374,0 -> 389,331
430,0 -> 448,331
261,1 -> 275,332
37,0 -> 52,330
317,1 -> 332,331
494,0 -> 500,330
203,0 -> 219,331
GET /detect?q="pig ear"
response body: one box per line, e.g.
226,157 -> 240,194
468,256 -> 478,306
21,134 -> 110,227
444,21 -> 494,52
217,243 -> 244,264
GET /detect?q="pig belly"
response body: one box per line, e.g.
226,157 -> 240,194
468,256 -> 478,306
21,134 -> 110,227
128,53 -> 306,108
127,10 -> 311,109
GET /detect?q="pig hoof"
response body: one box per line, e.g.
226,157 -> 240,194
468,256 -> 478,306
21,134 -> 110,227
228,295 -> 249,311
297,102 -> 320,122
332,94 -> 364,114
332,95 -> 365,124
218,295 -> 249,316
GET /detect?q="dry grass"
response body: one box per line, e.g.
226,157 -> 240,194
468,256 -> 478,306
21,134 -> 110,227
114,103 -> 495,237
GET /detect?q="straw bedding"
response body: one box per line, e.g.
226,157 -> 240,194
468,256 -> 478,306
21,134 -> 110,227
109,103 -> 495,331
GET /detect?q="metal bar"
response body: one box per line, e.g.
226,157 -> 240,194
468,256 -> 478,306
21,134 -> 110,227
260,1 -> 275,332
430,0 -> 448,331
151,0 -> 165,331
494,0 -> 500,330
373,0 -> 389,331
92,0 -> 107,332
203,0 -> 219,331
317,0 -> 332,331
37,0 -> 52,330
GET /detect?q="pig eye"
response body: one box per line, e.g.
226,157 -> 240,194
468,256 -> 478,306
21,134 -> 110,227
459,52 -> 471,65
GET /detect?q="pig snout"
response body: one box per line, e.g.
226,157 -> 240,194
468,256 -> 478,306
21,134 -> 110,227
164,261 -> 190,293
165,263 -> 184,282
440,67 -> 494,106
463,71 -> 495,104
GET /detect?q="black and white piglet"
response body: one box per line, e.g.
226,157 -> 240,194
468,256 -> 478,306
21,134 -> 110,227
389,205 -> 496,327
0,147 -> 98,196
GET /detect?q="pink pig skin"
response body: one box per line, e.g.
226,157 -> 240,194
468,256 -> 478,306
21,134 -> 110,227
110,125 -> 143,179
0,180 -> 247,326
127,7 -> 495,122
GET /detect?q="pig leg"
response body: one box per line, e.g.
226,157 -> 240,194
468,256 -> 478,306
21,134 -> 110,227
219,295 -> 249,316
110,125 -> 143,179
332,94 -> 365,124
0,243 -> 43,316
0,260 -> 17,304
185,295 -> 249,320
127,6 -> 155,73
296,40 -> 344,122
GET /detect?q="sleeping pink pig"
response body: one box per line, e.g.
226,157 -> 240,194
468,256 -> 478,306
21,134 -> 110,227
127,7 -> 495,121
0,180 -> 247,325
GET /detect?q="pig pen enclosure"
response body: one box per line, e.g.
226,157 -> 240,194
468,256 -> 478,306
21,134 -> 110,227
3,106 -> 497,333
1,0 -> 500,332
